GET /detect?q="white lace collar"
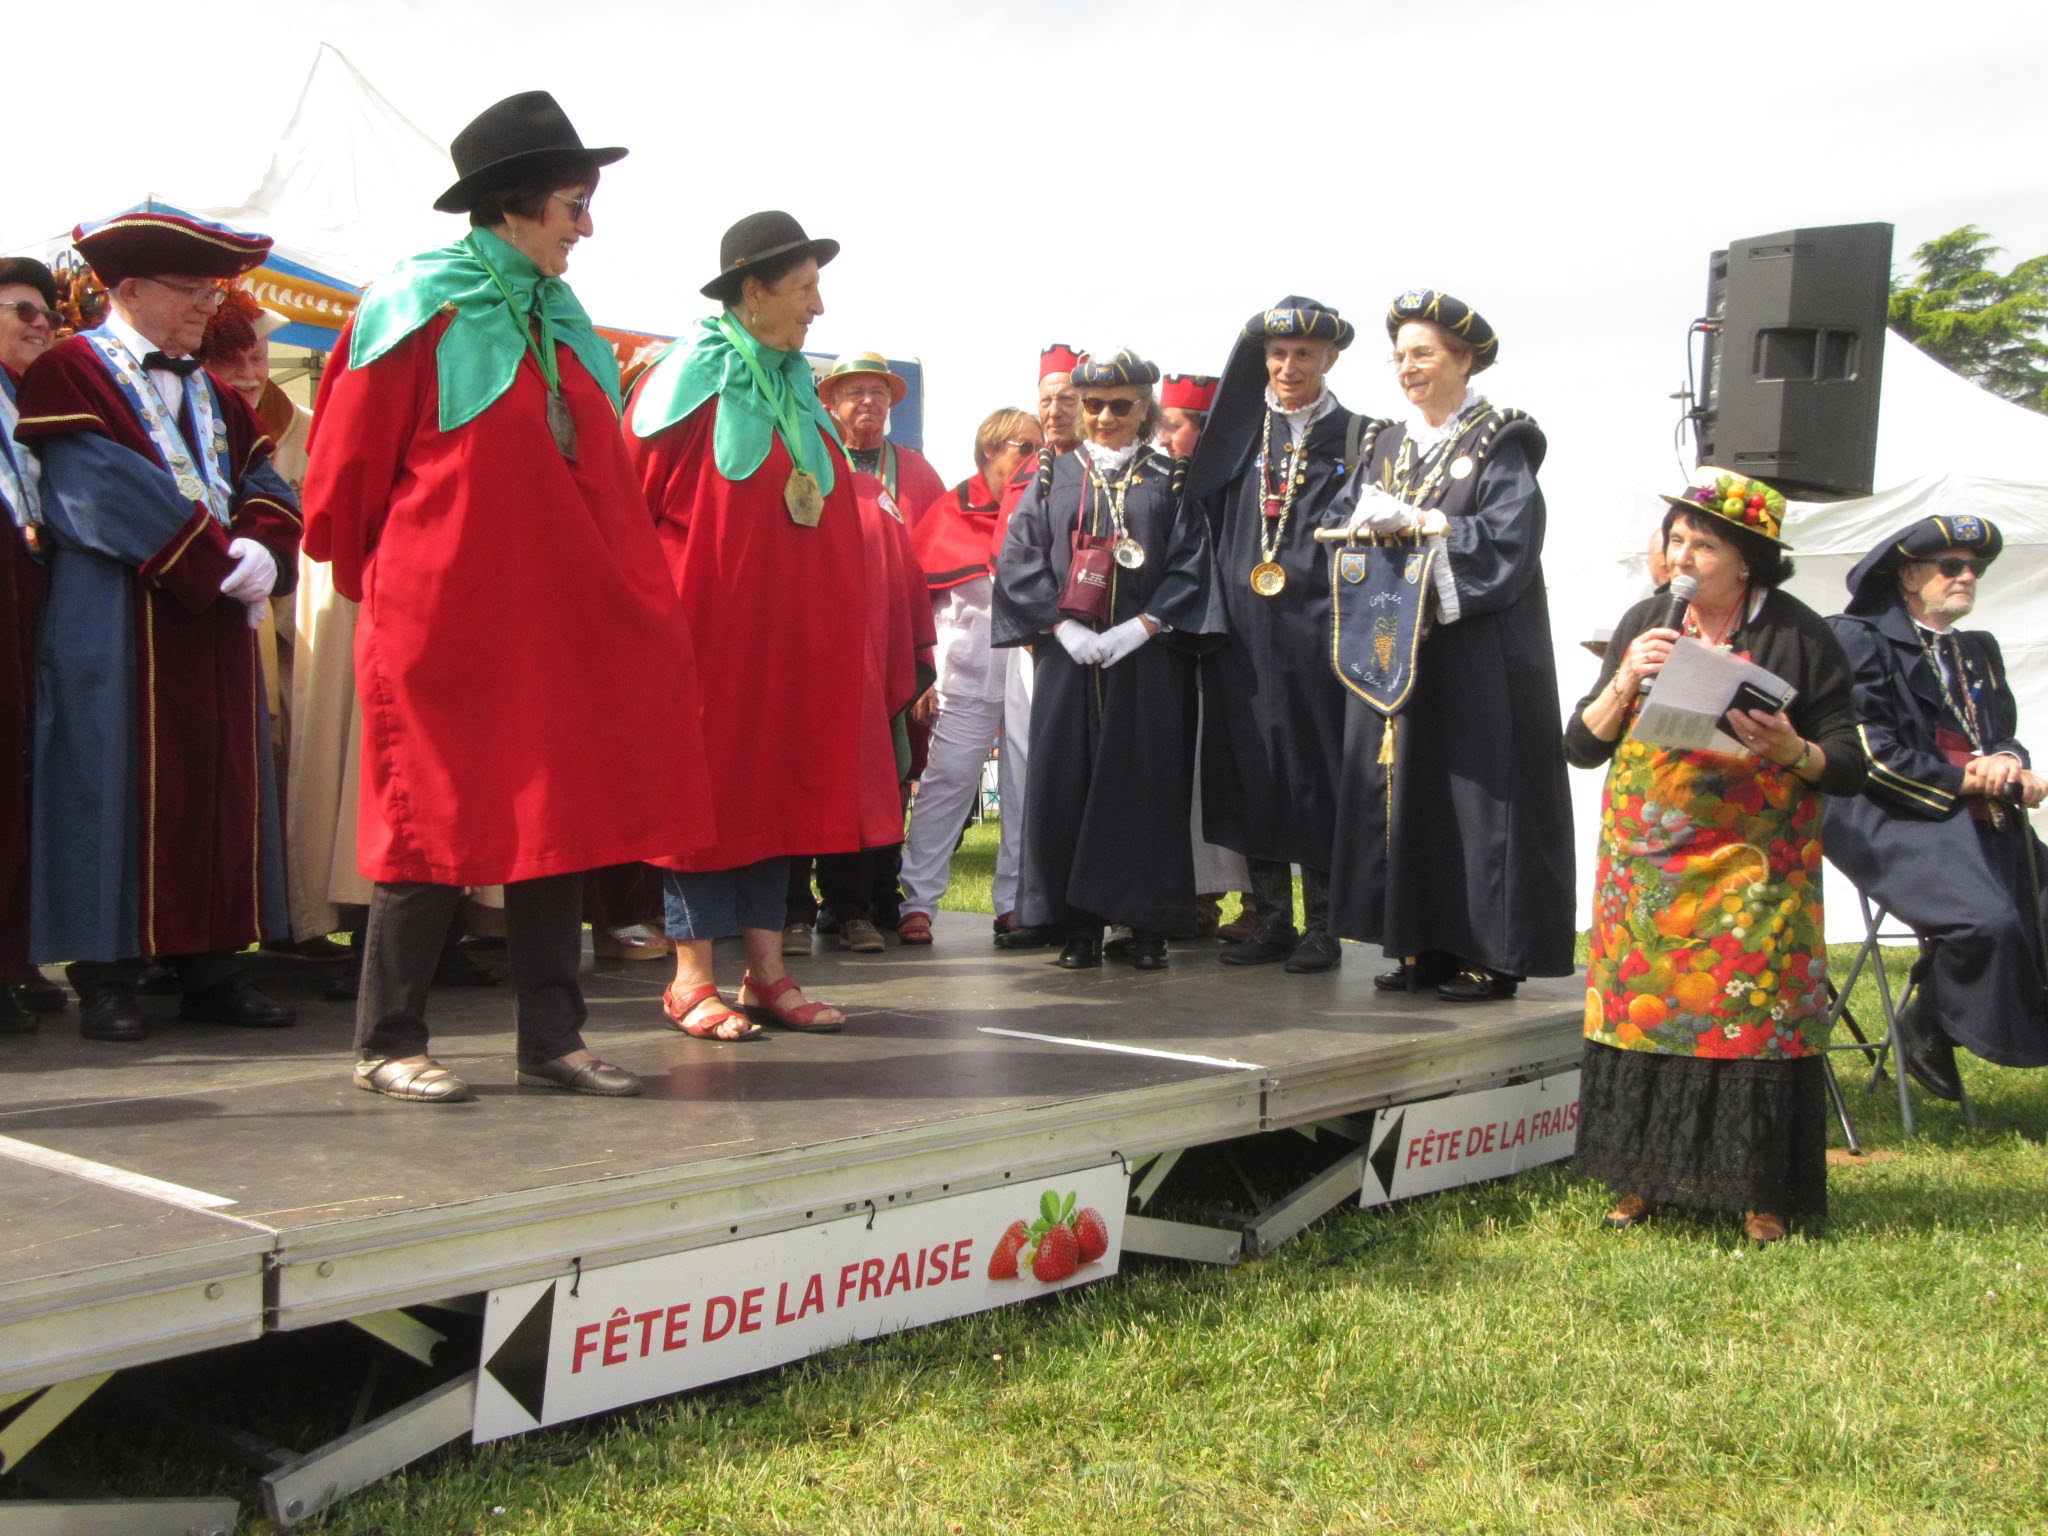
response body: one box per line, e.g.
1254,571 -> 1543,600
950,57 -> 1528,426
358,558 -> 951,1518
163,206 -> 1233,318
1083,439 -> 1143,476
1406,386 -> 1485,452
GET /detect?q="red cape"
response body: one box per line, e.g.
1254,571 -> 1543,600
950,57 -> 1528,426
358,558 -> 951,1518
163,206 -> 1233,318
627,393 -> 885,868
886,442 -> 947,532
913,477 -> 1001,591
848,471 -> 938,796
990,454 -> 1040,570
16,336 -> 298,955
302,316 -> 715,884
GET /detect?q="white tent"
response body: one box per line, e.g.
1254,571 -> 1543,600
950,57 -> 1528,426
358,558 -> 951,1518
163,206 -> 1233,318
1562,332 -> 2048,945
201,43 -> 451,290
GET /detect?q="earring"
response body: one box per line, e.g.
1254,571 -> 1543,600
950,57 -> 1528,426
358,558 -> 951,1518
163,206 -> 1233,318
1738,567 -> 1750,582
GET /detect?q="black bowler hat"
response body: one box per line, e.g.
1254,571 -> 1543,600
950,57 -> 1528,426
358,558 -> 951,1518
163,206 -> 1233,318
0,257 -> 57,311
1844,513 -> 2004,615
434,91 -> 627,214
1387,288 -> 1498,372
701,211 -> 840,302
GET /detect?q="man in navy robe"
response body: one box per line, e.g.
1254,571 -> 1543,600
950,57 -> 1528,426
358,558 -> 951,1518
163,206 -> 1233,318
1827,514 -> 2048,1099
1185,299 -> 1367,973
14,212 -> 301,1041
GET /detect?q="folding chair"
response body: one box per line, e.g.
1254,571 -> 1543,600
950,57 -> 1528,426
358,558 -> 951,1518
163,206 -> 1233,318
1820,887 -> 1976,1144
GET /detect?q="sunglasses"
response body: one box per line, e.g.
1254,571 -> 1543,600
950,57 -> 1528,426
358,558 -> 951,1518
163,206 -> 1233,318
1,300 -> 59,327
1929,557 -> 1988,579
1081,397 -> 1137,418
552,191 -> 595,221
1004,439 -> 1042,454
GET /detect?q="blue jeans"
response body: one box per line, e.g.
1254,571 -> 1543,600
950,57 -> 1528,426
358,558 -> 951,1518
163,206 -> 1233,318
663,858 -> 790,941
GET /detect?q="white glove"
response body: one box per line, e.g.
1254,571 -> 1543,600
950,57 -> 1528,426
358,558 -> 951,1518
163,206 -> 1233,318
1054,619 -> 1103,665
1095,615 -> 1153,668
1416,508 -> 1449,537
242,598 -> 267,630
1345,484 -> 1419,536
219,537 -> 278,605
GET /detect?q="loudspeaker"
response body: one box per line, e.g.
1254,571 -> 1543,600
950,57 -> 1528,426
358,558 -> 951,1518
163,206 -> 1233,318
1696,222 -> 1893,500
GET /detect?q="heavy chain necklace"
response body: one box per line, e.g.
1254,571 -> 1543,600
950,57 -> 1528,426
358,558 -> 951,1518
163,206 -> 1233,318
1387,399 -> 1489,509
1085,454 -> 1146,569
1249,411 -> 1307,596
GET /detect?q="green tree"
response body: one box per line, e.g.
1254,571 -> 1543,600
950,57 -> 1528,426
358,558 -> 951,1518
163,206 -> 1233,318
1889,225 -> 2048,412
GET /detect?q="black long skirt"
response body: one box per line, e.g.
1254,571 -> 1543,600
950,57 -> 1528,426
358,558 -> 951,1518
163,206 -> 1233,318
1574,1040 -> 1829,1218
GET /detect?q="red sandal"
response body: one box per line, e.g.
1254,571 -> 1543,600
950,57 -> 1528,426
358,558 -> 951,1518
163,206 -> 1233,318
897,912 -> 933,946
738,971 -> 842,1033
662,981 -> 764,1042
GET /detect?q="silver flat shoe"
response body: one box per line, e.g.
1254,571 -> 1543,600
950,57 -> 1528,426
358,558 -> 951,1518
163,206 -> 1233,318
517,1054 -> 643,1097
354,1056 -> 473,1103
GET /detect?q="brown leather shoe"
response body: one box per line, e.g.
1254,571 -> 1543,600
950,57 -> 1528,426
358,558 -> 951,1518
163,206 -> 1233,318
1604,1194 -> 1651,1230
1742,1211 -> 1788,1245
517,1054 -> 643,1097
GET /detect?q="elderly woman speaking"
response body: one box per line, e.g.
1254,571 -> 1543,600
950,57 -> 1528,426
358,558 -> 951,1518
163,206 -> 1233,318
992,348 -> 1223,970
1567,471 -> 1864,1243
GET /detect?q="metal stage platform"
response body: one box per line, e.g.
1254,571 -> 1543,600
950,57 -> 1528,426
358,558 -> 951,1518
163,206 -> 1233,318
0,914 -> 1582,1530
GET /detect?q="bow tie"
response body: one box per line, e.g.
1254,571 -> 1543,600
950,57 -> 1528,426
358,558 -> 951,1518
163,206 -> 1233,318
142,351 -> 201,378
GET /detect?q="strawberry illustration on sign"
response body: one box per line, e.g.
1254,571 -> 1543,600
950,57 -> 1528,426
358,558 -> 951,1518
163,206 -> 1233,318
987,1188 -> 1110,1285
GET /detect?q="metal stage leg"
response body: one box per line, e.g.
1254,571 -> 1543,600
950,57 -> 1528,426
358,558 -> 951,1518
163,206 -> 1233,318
0,1375 -> 111,1477
1130,1149 -> 1182,1209
260,1370 -> 477,1530
1244,1144 -> 1370,1257
0,1498 -> 238,1536
1121,1214 -> 1241,1266
347,1308 -> 447,1367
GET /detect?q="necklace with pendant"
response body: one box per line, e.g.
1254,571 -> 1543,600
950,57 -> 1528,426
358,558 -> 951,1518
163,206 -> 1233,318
1086,452 -> 1145,569
1249,412 -> 1307,597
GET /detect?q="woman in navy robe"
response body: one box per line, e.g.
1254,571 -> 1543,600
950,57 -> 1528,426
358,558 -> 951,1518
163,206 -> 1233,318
1326,291 -> 1576,1000
993,348 -> 1224,970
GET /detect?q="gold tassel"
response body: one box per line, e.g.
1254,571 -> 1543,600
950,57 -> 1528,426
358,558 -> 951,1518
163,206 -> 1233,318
1378,714 -> 1397,766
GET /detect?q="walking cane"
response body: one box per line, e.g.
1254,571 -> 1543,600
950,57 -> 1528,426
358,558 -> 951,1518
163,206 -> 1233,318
2010,786 -> 2048,1006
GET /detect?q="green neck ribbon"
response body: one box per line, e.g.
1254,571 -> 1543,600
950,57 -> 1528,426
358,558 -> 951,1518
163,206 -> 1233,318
627,312 -> 839,494
347,226 -> 621,431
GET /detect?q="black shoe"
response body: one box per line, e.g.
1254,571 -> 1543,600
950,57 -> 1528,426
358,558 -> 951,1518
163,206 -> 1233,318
1374,954 -> 1457,993
1284,929 -> 1341,974
1438,967 -> 1519,1002
1219,920 -> 1297,967
1131,933 -> 1169,970
325,959 -> 362,1002
994,918 -> 1059,950
78,986 -> 148,1042
1891,995 -> 1962,1102
1055,932 -> 1103,970
136,961 -> 180,997
0,990 -> 36,1034
179,977 -> 297,1029
13,974 -> 68,1014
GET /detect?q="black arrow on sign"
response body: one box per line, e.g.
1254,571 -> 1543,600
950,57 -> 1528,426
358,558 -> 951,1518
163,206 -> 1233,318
484,1281 -> 555,1425
1368,1110 -> 1404,1200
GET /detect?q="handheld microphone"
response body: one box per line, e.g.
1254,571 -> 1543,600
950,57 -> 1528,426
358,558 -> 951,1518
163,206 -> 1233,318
1651,573 -> 1699,634
1635,574 -> 1697,697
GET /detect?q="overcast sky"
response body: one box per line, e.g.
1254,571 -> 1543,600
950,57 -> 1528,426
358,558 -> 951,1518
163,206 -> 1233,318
12,0 -> 2048,613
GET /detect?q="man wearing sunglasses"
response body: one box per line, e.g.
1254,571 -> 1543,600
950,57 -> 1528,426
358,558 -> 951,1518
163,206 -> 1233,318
1826,514 -> 2048,1100
12,212 -> 301,1042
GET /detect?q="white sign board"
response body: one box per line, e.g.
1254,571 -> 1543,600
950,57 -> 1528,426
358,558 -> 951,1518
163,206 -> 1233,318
1359,1070 -> 1581,1207
474,1164 -> 1127,1441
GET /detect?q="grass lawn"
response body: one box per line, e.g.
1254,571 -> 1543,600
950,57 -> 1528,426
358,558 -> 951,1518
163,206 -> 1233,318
45,824 -> 2048,1533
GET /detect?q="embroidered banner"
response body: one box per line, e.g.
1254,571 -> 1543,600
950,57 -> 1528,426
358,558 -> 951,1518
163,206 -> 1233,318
1329,536 -> 1434,715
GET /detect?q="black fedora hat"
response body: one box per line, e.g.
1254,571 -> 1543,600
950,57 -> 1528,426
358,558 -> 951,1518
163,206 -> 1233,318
434,91 -> 627,214
701,211 -> 839,302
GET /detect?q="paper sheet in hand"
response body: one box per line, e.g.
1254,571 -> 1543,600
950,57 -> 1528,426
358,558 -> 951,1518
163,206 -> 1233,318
1631,637 -> 1794,753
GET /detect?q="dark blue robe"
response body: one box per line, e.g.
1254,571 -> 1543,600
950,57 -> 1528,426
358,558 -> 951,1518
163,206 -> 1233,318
1326,411 -> 1576,977
1825,603 -> 2048,1067
992,446 -> 1223,931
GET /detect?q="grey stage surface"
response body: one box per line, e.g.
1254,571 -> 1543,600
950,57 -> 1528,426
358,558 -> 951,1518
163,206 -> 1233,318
0,913 -> 1584,1395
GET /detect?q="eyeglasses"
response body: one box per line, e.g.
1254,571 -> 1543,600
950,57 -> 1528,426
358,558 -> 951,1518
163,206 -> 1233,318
1004,439 -> 1043,454
1081,397 -> 1137,418
1930,556 -> 1988,579
143,277 -> 231,309
1391,345 -> 1444,365
0,300 -> 59,327
552,191 -> 595,221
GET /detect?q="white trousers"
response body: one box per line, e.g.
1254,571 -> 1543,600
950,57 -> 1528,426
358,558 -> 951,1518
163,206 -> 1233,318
900,648 -> 1032,918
